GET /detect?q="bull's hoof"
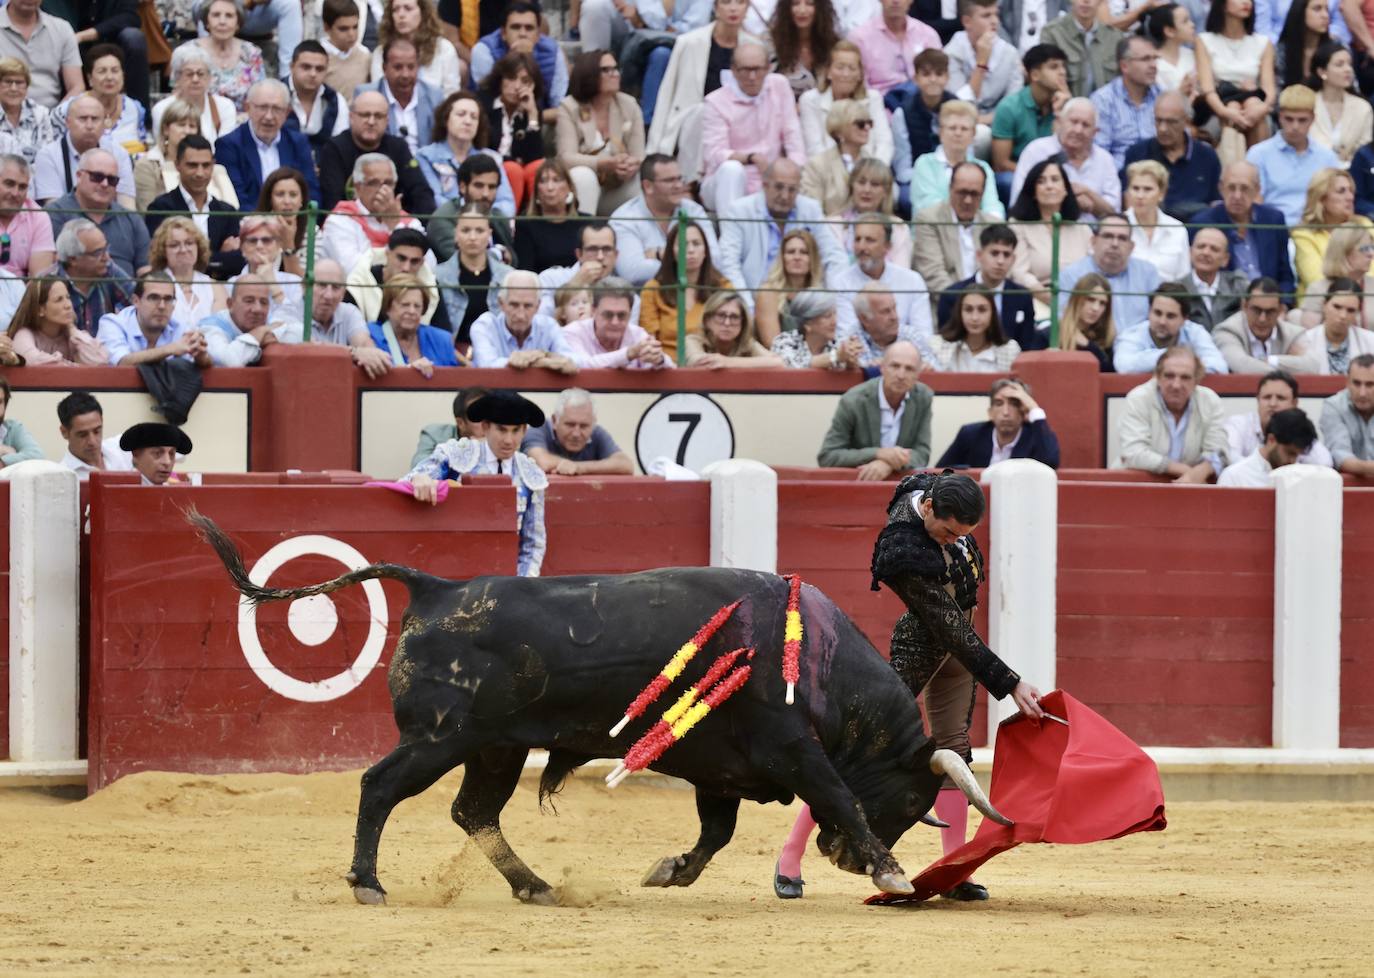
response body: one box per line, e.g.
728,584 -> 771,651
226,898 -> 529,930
352,886 -> 388,906
873,871 -> 914,896
514,886 -> 558,906
641,855 -> 686,887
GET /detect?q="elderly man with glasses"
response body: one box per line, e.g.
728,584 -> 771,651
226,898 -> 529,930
48,147 -> 149,276
48,217 -> 135,336
214,78 -> 320,208
1121,91 -> 1221,223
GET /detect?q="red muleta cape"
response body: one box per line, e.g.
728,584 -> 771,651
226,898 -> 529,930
868,690 -> 1167,905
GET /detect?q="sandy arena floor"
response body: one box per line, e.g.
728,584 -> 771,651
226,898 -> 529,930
0,769 -> 1369,977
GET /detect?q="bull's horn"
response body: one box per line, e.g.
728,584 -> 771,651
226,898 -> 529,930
918,812 -> 949,829
930,749 -> 1014,827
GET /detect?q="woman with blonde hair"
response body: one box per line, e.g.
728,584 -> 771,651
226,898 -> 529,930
640,223 -> 733,360
828,159 -> 912,268
1291,166 -> 1371,296
1296,224 -> 1374,328
755,228 -> 824,343
149,217 -> 228,330
7,278 -> 108,366
134,100 -> 240,211
908,100 -> 1002,217
800,98 -> 875,215
1124,160 -> 1189,281
370,0 -> 465,95
685,290 -> 785,368
797,40 -> 893,162
1057,272 -> 1116,371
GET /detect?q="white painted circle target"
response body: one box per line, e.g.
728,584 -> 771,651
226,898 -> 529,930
237,535 -> 389,703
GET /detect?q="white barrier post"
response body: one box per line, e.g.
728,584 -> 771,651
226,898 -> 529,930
980,460 -> 1058,742
2,460 -> 81,763
1273,464 -> 1343,750
703,459 -> 777,573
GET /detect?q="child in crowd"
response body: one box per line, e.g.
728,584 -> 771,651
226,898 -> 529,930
322,0 -> 372,103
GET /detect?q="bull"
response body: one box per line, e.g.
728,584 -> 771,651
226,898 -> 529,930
192,513 -> 1010,906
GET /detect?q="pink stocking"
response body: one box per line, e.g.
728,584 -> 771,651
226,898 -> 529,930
777,805 -> 816,878
934,788 -> 970,857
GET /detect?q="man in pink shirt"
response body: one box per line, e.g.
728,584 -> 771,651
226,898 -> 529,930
561,278 -> 673,370
699,40 -> 806,214
0,154 -> 54,277
849,0 -> 942,95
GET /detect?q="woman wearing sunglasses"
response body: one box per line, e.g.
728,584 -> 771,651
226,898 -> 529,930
799,99 -> 878,216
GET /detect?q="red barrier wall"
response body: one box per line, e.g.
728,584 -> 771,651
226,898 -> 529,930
541,477 -> 709,576
1057,483 -> 1275,747
1341,489 -> 1374,747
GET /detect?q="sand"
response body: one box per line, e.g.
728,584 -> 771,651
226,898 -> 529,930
1,769 -> 1370,977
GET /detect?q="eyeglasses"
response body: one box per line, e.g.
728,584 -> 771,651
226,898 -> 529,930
712,312 -> 744,323
1358,244 -> 1374,255
81,171 -> 120,187
243,235 -> 277,245
353,111 -> 388,122
580,244 -> 615,255
179,68 -> 210,80
600,64 -> 621,75
734,65 -> 768,75
249,103 -> 286,115
360,178 -> 397,189
0,78 -> 25,88
82,245 -> 110,259
142,294 -> 177,305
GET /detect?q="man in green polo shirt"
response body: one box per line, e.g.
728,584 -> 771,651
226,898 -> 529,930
991,43 -> 1069,199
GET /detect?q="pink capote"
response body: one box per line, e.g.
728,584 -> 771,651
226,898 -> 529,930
365,479 -> 451,502
867,690 -> 1167,905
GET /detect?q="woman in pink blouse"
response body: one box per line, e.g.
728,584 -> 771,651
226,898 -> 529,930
7,278 -> 108,366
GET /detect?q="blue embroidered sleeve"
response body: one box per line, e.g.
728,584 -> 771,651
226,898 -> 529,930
517,487 -> 546,577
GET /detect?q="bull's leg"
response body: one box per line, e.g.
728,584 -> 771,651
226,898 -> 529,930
450,744 -> 556,906
641,790 -> 740,888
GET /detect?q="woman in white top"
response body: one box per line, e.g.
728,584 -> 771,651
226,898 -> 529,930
1195,0 -> 1276,148
1291,277 -> 1374,373
150,217 -> 228,330
152,45 -> 239,147
370,0 -> 465,96
798,41 -> 894,164
134,99 -> 240,213
1124,160 -> 1190,281
1309,42 -> 1373,164
928,287 -> 1022,372
1144,3 -> 1198,96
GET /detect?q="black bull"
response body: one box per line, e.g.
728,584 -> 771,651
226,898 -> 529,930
192,514 -> 1010,906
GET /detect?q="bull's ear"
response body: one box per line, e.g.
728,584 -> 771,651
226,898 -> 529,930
907,742 -> 936,771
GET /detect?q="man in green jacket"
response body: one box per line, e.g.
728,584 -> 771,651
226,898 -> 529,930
410,386 -> 490,469
818,342 -> 933,481
0,379 -> 46,469
1040,0 -> 1122,99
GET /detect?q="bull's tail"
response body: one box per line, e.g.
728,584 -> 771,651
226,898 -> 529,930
186,508 -> 432,606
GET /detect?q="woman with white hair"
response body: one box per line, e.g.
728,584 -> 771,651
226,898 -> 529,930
230,214 -> 304,324
192,0 -> 267,113
800,98 -> 876,216
152,44 -> 239,145
769,289 -> 865,369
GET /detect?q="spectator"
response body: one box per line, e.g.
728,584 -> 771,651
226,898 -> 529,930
345,226 -> 437,323
846,283 -> 929,366
50,219 -> 135,337
513,159 -> 585,273
0,58 -> 56,165
321,0 -> 373,102
1114,345 -> 1226,480
1319,353 -> 1374,476
149,217 -> 228,329
435,204 -> 511,346
320,90 -> 435,214
1193,161 -> 1295,299
536,222 -> 637,320
1113,281 -> 1230,372
888,49 -> 957,209
938,377 -> 1061,468
57,392 -> 132,478
431,151 -> 516,262
215,80 -> 320,210
699,41 -> 805,214
640,223 -> 732,358
1143,3 -> 1197,94
1124,160 -> 1189,282
49,148 -> 149,276
33,94 -> 135,206
1059,213 -> 1162,331
935,223 -> 1040,350
322,153 -> 425,275
1218,407 -> 1319,484
1121,91 -> 1220,223
1180,226 -> 1246,330
198,273 -> 304,366
798,40 -> 895,163
944,0 -> 1023,148
835,215 -> 934,346
0,378 -> 43,465
522,387 -> 636,475
1295,225 -> 1374,329
416,91 -> 517,212
120,421 -> 192,486
0,0 -> 83,110
849,0 -> 942,96
192,0 -> 267,112
480,50 -> 547,210
367,273 -> 457,375
817,340 -> 932,478
144,133 -> 243,280
0,154 -> 55,278
1291,277 -> 1374,372
1090,35 -> 1161,168
370,0 -> 464,98
555,48 -> 645,217
990,43 -> 1068,192
1008,159 -> 1093,313
1057,271 -> 1117,369
754,228 -> 824,344
309,257 -> 393,378
1292,167 -> 1371,297
151,45 -> 238,148
1245,85 -> 1337,225
1011,97 -> 1122,216
1308,42 -> 1371,162
770,289 -> 867,369
563,277 -> 670,369
409,386 -> 489,468
1213,277 -> 1309,372
909,100 -> 1004,217
97,272 -> 211,367
610,154 -> 716,286
801,99 -> 879,217
1275,0 -> 1331,89
7,277 -> 109,365
355,37 -> 444,157
136,104 -> 240,215
285,40 -> 350,161
470,269 -> 579,372
553,285 -> 592,325
254,167 -> 312,276
770,0 -> 840,98
470,1 -> 567,121
1222,369 -> 1332,467
685,289 -> 783,368
232,214 -> 306,323
1195,0 -> 1276,149
70,43 -> 145,153
829,160 -> 913,269
1042,0 -> 1123,97
929,285 -> 1022,371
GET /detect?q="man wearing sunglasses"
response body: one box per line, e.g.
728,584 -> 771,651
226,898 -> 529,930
32,93 -> 135,207
47,146 -> 149,277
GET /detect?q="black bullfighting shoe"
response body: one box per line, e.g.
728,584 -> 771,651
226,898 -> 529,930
941,880 -> 990,901
773,860 -> 804,899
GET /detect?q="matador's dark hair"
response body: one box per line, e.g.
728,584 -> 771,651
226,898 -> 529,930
927,469 -> 986,526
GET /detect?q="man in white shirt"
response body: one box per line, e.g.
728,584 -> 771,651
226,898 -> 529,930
1010,96 -> 1121,214
353,38 -> 443,156
1219,408 -> 1319,486
286,40 -> 350,161
321,153 -> 426,275
56,392 -> 131,479
32,94 -> 134,206
610,154 -> 717,285
197,275 -> 303,367
1184,227 -> 1247,331
1223,370 -> 1334,469
835,214 -> 934,348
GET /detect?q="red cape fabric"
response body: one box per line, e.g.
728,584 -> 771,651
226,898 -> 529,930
365,479 -> 451,502
867,690 -> 1167,905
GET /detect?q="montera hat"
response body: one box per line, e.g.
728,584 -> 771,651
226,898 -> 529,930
119,422 -> 194,455
466,390 -> 545,428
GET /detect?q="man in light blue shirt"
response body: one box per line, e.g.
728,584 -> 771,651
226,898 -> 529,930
1112,281 -> 1229,374
470,270 -> 580,372
1245,85 -> 1340,226
610,154 -> 717,285
579,0 -> 713,58
835,215 -> 935,345
1057,213 -> 1162,331
1089,35 -> 1160,168
96,271 -> 210,367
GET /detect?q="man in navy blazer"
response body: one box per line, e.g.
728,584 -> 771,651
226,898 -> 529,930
214,79 -> 321,210
1189,161 -> 1295,301
352,38 -> 444,156
144,134 -> 245,281
937,378 -> 1061,469
935,224 -> 1044,350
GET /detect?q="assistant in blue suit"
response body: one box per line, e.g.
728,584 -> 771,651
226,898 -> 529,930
937,378 -> 1061,469
214,84 -> 322,211
1190,181 -> 1295,301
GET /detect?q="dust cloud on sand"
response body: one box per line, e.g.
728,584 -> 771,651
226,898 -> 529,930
0,769 -> 1370,977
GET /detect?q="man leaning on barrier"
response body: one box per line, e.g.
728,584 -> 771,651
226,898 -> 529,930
521,388 -> 636,476
818,340 -> 933,481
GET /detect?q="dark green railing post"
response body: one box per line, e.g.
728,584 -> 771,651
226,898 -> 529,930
675,209 -> 688,367
301,201 -> 319,341
1048,212 -> 1061,349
